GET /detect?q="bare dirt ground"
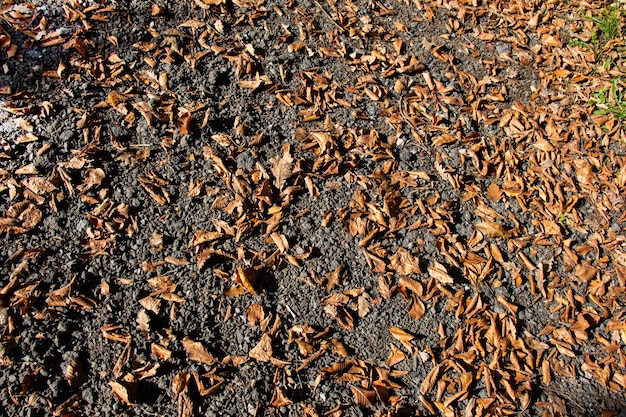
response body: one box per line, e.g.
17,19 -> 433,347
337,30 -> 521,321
1,0 -> 626,416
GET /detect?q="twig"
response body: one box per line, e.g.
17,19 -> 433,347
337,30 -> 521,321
313,0 -> 345,33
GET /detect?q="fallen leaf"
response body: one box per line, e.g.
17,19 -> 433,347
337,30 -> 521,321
351,385 -> 376,407
420,364 -> 441,395
427,262 -> 454,284
389,327 -> 415,352
249,333 -> 273,362
181,337 -> 217,365
270,143 -> 294,191
475,221 -> 510,238
270,387 -> 293,407
109,380 -> 135,406
65,358 -> 86,388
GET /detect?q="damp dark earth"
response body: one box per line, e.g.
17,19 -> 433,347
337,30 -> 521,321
1,0 -> 626,416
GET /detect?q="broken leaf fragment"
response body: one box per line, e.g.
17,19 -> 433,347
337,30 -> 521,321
270,387 -> 293,407
249,333 -> 273,362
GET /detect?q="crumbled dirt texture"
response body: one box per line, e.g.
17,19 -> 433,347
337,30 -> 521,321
1,0 -> 626,416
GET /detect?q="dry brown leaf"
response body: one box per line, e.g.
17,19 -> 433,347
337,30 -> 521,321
270,143 -> 293,191
408,297 -> 425,321
496,295 -> 518,315
270,387 -> 293,407
357,294 -> 371,318
389,327 -> 415,352
137,309 -> 150,333
420,364 -> 440,395
139,296 -> 161,314
109,380 -> 135,406
386,344 -> 407,367
165,256 -> 190,266
427,262 -> 454,285
246,303 -> 265,327
377,275 -> 392,299
390,247 -> 421,275
22,176 -> 56,194
249,333 -> 273,362
151,343 -> 172,361
351,385 -> 376,407
181,337 -> 217,365
475,221 -> 510,238
65,358 -> 86,388
189,230 -> 224,247
233,267 -> 259,294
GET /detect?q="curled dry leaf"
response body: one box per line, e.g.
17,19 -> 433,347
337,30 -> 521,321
387,344 -> 407,367
65,358 -> 87,388
189,230 -> 223,247
233,266 -> 259,294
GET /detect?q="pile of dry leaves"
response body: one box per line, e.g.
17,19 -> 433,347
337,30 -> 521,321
0,0 -> 625,416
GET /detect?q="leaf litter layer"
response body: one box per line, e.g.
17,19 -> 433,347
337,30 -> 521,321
0,0 -> 626,416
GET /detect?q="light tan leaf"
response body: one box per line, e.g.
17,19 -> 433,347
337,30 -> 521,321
475,221 -> 509,238
238,79 -> 264,90
181,337 -> 217,365
15,163 -> 38,175
149,232 -> 163,250
249,334 -> 273,362
137,309 -> 150,332
270,143 -> 293,190
408,297 -> 425,321
357,294 -> 371,318
151,343 -> 172,361
109,380 -> 135,406
386,344 -> 407,367
420,364 -> 441,395
496,295 -> 518,315
427,262 -> 454,284
189,230 -> 224,247
389,327 -> 415,352
165,256 -> 190,266
390,247 -> 421,275
377,275 -> 392,299
22,176 -> 56,194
